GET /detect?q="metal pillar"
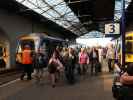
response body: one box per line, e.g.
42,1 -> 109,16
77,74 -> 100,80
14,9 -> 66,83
31,21 -> 34,33
121,0 -> 125,66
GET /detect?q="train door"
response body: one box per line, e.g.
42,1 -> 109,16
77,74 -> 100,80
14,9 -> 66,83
40,39 -> 52,60
0,46 -> 5,69
0,44 -> 9,70
125,33 -> 133,63
40,39 -> 59,60
16,39 -> 35,64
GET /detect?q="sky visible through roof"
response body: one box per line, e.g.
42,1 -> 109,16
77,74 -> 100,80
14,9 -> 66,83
114,0 -> 131,21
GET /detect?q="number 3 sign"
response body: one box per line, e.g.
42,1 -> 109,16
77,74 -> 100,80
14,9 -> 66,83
105,23 -> 120,34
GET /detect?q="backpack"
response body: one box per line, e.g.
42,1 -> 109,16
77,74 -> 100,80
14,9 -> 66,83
22,49 -> 32,64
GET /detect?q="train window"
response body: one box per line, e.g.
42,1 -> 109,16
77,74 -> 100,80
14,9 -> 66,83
126,36 -> 133,40
20,39 -> 35,50
0,46 -> 3,57
125,41 -> 133,53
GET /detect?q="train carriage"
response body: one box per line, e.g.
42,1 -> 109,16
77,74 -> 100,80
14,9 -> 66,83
125,32 -> 133,63
16,33 -> 67,65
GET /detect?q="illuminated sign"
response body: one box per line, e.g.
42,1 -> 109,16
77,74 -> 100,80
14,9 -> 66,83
105,23 -> 120,34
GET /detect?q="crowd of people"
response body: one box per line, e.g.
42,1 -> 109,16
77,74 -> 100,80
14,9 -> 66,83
13,42 -> 133,100
19,44 -> 117,88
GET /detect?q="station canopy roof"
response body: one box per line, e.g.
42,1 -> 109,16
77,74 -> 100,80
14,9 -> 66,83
16,0 -> 131,37
15,0 -> 117,36
16,0 -> 87,36
1,0 -> 132,38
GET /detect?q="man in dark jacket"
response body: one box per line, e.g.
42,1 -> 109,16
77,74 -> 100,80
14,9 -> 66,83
63,48 -> 76,84
90,47 -> 99,75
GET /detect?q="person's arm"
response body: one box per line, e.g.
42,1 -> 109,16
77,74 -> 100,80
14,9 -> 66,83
114,63 -> 121,72
48,58 -> 53,64
78,53 -> 81,64
120,72 -> 133,85
106,50 -> 108,58
57,59 -> 63,68
86,54 -> 89,64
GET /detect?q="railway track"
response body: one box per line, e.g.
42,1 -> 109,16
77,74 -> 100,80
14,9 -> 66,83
0,69 -> 22,85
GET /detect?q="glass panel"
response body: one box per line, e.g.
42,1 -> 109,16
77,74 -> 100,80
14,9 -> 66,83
46,9 -> 60,18
16,0 -> 24,2
79,31 -> 104,38
73,30 -> 82,35
54,2 -> 69,15
125,0 -> 132,8
114,0 -> 132,21
45,0 -> 63,6
65,12 -> 79,22
36,0 -> 50,11
40,6 -> 50,12
56,20 -> 71,28
22,0 -> 36,9
27,0 -> 36,5
42,12 -> 53,19
115,1 -> 121,11
66,17 -> 80,23
33,8 -> 43,14
80,27 -> 88,33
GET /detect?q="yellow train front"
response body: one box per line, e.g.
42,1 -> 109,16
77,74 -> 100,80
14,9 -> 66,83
125,32 -> 133,63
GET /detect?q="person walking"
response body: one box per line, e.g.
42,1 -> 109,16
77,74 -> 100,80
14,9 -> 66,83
106,44 -> 115,72
90,47 -> 99,75
34,49 -> 47,82
48,50 -> 64,88
78,48 -> 89,75
20,45 -> 33,80
63,48 -> 77,84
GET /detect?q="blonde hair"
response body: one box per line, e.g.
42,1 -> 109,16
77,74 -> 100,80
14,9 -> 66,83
81,48 -> 85,52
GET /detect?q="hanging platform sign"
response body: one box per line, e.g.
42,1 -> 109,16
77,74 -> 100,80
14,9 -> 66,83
105,23 -> 120,35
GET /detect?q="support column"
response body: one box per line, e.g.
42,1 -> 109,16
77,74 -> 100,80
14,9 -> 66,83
121,0 -> 125,66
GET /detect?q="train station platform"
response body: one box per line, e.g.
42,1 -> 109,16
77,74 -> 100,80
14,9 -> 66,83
0,71 -> 114,100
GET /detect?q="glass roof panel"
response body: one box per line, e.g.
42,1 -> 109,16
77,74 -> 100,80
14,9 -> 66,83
46,9 -> 60,18
33,8 -> 44,14
79,31 -> 104,38
80,27 -> 88,33
45,0 -> 63,6
36,1 -> 49,11
54,2 -> 70,15
66,15 -> 79,23
22,0 -> 36,9
42,12 -> 53,19
114,0 -> 132,21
